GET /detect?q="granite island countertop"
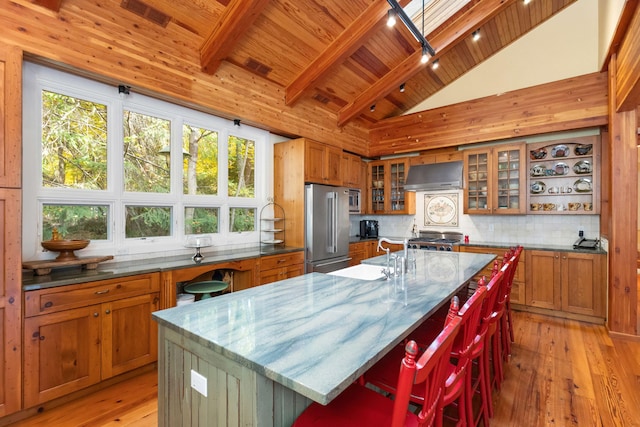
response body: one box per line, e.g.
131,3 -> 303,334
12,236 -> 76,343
152,250 -> 495,405
22,245 -> 303,291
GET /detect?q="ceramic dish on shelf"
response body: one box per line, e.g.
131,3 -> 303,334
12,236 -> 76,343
573,160 -> 592,174
573,178 -> 592,192
530,181 -> 546,194
554,162 -> 569,175
551,144 -> 569,157
530,164 -> 545,176
529,147 -> 547,160
574,144 -> 593,155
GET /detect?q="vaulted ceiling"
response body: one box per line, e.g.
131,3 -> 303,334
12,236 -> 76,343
32,0 -> 577,129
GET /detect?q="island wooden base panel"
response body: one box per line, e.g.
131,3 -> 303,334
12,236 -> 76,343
7,311 -> 640,427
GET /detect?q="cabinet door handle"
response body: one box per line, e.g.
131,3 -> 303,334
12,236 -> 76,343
95,289 -> 110,295
105,309 -> 111,315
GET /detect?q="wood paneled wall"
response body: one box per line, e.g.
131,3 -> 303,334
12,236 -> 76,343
0,0 -> 369,155
368,72 -> 609,157
616,2 -> 640,111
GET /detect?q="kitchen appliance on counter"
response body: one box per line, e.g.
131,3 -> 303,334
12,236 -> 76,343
305,184 -> 351,273
359,219 -> 379,238
408,230 -> 463,251
573,237 -> 600,249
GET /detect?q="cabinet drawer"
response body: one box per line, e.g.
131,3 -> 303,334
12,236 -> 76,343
260,264 -> 305,285
260,251 -> 304,271
25,273 -> 160,317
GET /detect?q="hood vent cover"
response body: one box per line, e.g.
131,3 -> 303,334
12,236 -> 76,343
405,161 -> 463,192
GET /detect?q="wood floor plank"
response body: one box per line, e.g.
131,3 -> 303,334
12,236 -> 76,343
6,311 -> 640,427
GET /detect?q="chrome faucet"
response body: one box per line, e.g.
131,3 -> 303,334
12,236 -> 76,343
377,237 -> 409,276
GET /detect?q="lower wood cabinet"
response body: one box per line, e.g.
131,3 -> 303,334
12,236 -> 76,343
458,245 -> 526,305
349,241 -> 371,266
525,250 -> 605,320
259,251 -> 304,285
23,273 -> 160,407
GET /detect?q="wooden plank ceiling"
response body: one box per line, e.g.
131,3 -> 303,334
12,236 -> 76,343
34,0 -> 577,129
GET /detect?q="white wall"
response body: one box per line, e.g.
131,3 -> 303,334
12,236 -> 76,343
408,0 -> 600,112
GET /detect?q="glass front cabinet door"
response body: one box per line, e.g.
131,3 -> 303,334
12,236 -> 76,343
464,143 -> 525,214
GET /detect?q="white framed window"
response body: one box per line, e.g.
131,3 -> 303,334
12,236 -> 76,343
23,62 -> 271,260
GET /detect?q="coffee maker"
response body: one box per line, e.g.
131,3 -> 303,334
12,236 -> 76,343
359,220 -> 379,238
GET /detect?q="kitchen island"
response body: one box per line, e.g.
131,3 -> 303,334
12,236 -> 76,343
152,250 -> 495,426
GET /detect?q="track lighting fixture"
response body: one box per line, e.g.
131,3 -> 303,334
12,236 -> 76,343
233,119 -> 241,127
399,83 -> 405,93
386,9 -> 397,27
370,104 -> 375,112
420,45 -> 429,64
523,0 -> 532,4
386,0 -> 435,60
472,30 -> 481,41
431,59 -> 439,70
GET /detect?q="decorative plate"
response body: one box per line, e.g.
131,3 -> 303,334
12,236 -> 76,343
573,160 -> 592,174
574,144 -> 593,155
554,162 -> 569,175
530,164 -> 546,176
530,181 -> 546,194
529,147 -> 547,160
551,144 -> 569,158
573,178 -> 592,192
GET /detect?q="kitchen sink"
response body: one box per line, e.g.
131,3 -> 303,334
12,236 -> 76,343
327,263 -> 391,281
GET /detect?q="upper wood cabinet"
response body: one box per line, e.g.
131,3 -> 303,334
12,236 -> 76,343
410,150 -> 463,166
369,158 -> 415,215
304,139 -> 342,186
341,152 -> 362,189
0,45 -> 21,189
463,143 -> 526,215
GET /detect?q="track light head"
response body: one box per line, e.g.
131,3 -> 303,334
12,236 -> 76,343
386,9 -> 397,27
118,85 -> 130,95
472,30 -> 481,41
233,119 -> 241,127
431,60 -> 439,70
370,104 -> 376,112
421,45 -> 429,64
399,83 -> 405,93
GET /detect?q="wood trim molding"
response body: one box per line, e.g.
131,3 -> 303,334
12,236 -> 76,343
616,1 -> 640,111
368,71 -> 608,156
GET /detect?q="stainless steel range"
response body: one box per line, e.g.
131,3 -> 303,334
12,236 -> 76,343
408,230 -> 464,251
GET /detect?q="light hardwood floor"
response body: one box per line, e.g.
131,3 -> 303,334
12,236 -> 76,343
9,311 -> 640,426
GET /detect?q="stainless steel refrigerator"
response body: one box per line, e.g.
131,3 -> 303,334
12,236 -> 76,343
305,184 -> 350,273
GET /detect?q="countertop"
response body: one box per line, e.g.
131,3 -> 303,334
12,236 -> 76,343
22,245 -> 303,291
152,250 -> 495,405
350,236 -> 607,255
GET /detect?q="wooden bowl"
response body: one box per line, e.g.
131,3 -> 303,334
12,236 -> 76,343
41,239 -> 90,261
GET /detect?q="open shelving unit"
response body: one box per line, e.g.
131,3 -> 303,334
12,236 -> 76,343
259,199 -> 285,247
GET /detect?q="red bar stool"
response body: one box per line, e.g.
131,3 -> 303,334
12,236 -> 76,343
292,315 -> 462,427
365,287 -> 487,427
501,246 -> 523,362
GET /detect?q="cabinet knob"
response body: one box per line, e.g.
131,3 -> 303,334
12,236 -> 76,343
93,312 -> 99,317
105,309 -> 111,315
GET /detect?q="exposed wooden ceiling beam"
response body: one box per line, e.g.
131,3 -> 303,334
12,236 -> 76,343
285,0 -> 412,106
200,0 -> 271,75
337,0 -> 517,127
31,0 -> 63,12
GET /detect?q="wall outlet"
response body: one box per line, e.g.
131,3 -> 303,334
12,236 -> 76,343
190,369 -> 208,397
578,228 -> 584,237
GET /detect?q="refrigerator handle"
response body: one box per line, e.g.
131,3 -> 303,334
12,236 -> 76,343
327,192 -> 337,253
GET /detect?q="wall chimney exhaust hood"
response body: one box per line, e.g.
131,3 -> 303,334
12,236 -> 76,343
405,161 -> 463,191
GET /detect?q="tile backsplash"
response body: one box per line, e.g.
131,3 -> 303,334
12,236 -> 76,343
351,189 -> 600,246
